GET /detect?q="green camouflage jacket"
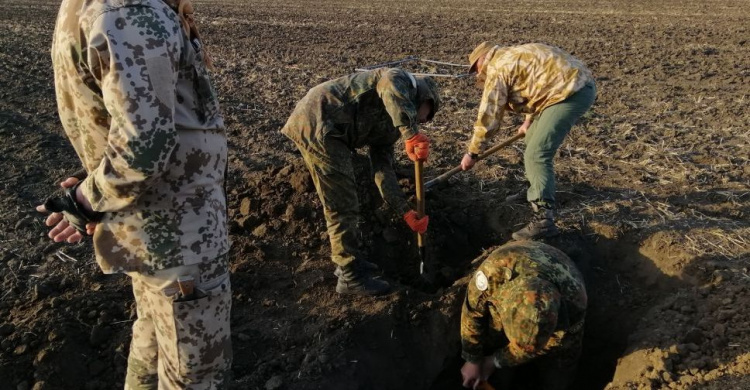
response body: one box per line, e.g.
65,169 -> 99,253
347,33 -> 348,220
282,68 -> 439,215
52,0 -> 228,273
461,241 -> 587,367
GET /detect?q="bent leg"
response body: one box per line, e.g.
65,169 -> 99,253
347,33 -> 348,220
525,83 -> 596,204
299,140 -> 360,268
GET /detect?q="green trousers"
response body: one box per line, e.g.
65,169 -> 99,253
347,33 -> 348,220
525,82 -> 597,205
296,138 -> 361,268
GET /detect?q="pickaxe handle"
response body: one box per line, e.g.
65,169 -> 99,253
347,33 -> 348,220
425,133 -> 524,189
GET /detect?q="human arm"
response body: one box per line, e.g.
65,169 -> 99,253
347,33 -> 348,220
369,144 -> 411,216
467,68 -> 509,155
376,69 -> 430,161
460,273 -> 491,388
78,6 -> 181,212
461,274 -> 490,363
377,69 -> 420,139
368,144 -> 428,232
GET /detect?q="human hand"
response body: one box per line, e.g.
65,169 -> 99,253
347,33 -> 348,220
517,117 -> 532,135
403,210 -> 428,234
461,361 -> 482,389
36,177 -> 97,243
405,133 -> 430,162
461,154 -> 476,171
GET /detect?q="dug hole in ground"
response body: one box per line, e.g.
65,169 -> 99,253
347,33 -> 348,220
228,157 -> 747,390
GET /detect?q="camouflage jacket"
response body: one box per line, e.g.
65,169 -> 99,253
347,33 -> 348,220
52,0 -> 228,273
281,68 -> 439,215
460,241 -> 587,367
468,43 -> 594,154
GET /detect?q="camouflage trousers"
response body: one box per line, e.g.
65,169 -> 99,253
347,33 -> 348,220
291,136 -> 361,267
125,255 -> 232,390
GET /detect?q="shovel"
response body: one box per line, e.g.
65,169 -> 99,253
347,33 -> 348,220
414,157 -> 428,276
425,133 -> 524,190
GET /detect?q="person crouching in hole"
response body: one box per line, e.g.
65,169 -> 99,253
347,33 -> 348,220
460,241 -> 587,390
281,68 -> 440,296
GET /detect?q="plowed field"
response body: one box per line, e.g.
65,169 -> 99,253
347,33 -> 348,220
0,1 -> 748,389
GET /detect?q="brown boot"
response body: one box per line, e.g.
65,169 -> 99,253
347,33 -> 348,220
335,264 -> 390,296
512,202 -> 560,241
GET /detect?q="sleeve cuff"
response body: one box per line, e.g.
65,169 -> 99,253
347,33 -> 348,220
399,126 -> 418,139
461,351 -> 484,364
467,140 -> 482,155
394,199 -> 411,216
79,176 -> 102,212
493,353 -> 505,368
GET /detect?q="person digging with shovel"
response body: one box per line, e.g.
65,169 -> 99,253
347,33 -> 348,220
281,68 -> 439,296
460,42 -> 597,240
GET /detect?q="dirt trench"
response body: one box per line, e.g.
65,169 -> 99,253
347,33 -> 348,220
343,153 -> 743,390
223,148 -> 749,390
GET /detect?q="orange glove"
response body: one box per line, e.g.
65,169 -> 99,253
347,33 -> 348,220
403,210 -> 429,234
405,133 -> 430,162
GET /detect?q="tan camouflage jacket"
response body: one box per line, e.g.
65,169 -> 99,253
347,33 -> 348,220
468,43 -> 594,154
461,241 -> 587,367
52,0 -> 228,273
282,68 -> 439,215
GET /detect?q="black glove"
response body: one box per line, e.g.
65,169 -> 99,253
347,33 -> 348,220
43,183 -> 102,233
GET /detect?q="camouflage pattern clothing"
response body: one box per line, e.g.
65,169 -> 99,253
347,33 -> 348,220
281,68 -> 439,267
52,0 -> 231,388
468,43 -> 594,155
52,0 -> 228,274
461,241 -> 587,372
126,255 -> 232,389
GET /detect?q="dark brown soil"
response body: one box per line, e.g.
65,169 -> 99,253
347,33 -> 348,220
0,1 -> 748,390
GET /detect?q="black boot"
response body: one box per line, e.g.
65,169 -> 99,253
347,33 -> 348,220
333,259 -> 379,278
512,202 -> 560,240
335,264 -> 390,296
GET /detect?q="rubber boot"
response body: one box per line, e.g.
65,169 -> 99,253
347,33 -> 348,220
512,202 -> 560,240
333,259 -> 379,278
335,264 -> 390,296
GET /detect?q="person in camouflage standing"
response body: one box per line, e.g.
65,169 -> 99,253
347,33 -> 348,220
460,42 -> 597,240
37,0 -> 232,388
282,68 -> 440,296
460,241 -> 587,390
